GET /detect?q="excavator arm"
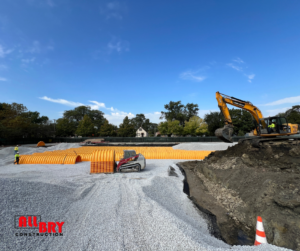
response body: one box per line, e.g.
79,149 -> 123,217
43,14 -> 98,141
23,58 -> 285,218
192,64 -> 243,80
215,92 -> 264,142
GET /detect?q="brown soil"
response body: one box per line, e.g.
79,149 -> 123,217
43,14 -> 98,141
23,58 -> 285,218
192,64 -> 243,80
179,140 -> 300,250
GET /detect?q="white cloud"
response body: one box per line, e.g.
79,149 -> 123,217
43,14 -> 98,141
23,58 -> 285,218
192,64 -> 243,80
227,63 -> 242,72
144,112 -> 161,124
233,57 -> 244,64
40,96 -> 133,125
22,57 -> 35,63
104,111 -> 135,126
180,70 -> 206,82
88,101 -> 114,111
40,96 -> 164,125
227,59 -> 256,83
0,45 -> 13,58
263,96 -> 300,106
265,107 -> 291,116
246,74 -> 255,83
105,111 -> 162,126
0,77 -> 7,81
107,39 -> 129,53
39,96 -> 85,107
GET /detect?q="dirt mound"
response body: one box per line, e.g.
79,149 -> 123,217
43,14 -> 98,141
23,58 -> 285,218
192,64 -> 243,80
179,140 -> 300,250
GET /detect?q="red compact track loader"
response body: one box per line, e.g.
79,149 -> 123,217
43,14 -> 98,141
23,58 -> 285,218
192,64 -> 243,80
117,150 -> 146,172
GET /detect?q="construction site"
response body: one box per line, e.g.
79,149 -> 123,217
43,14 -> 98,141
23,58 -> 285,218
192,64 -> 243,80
1,137 -> 299,251
1,0 -> 300,250
1,93 -> 300,251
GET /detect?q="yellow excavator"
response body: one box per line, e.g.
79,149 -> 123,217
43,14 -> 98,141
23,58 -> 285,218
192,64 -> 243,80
215,92 -> 299,145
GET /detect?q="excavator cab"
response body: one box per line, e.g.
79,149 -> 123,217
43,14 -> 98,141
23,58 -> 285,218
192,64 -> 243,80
259,117 -> 290,135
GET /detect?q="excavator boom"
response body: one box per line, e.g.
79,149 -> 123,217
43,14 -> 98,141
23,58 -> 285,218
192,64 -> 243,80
215,92 -> 299,143
215,92 -> 263,142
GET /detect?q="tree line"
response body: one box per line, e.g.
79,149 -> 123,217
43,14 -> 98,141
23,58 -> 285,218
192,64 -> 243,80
1,101 -> 299,139
0,103 -> 54,139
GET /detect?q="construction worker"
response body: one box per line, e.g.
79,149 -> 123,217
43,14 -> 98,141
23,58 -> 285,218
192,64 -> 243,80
14,145 -> 19,154
268,122 -> 276,134
14,152 -> 20,165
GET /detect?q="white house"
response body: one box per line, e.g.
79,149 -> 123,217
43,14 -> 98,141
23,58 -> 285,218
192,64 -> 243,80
136,127 -> 148,137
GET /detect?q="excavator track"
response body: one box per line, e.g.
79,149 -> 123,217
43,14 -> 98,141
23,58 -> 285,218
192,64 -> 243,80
239,135 -> 300,148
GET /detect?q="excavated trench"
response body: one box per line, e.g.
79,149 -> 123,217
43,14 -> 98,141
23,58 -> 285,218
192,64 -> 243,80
177,140 -> 300,251
176,164 -> 251,246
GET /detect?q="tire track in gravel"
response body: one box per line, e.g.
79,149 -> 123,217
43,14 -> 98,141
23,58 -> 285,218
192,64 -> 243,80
51,176 -> 123,251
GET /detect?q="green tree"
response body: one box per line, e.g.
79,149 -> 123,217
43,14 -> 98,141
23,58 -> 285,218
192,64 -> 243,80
284,105 -> 300,124
0,103 -> 31,138
63,106 -> 105,130
0,102 -> 54,138
196,121 -> 208,136
204,109 -> 255,136
130,114 -> 149,130
118,116 -> 136,137
56,118 -> 77,137
230,109 -> 254,136
75,115 -> 95,137
20,111 -> 50,137
21,111 -> 49,124
130,113 -> 158,136
148,123 -> 158,136
184,116 -> 208,136
204,112 -> 224,136
184,103 -> 200,121
238,130 -> 244,136
99,119 -> 117,137
157,121 -> 169,135
168,120 -> 183,135
160,101 -> 199,125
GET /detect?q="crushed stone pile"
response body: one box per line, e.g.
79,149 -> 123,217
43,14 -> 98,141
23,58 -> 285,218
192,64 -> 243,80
173,142 -> 237,151
179,140 -> 300,250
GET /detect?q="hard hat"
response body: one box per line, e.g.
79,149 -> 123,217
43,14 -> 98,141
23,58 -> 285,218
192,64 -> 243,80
17,145 -> 19,146
17,152 -> 19,154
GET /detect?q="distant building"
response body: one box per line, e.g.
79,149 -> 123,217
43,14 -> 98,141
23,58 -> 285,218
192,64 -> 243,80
136,127 -> 148,137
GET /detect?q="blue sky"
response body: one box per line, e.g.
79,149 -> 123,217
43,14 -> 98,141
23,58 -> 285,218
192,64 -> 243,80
0,0 -> 300,125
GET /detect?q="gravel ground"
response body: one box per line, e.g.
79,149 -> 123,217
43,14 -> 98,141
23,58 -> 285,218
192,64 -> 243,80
0,143 -> 289,251
173,142 -> 237,151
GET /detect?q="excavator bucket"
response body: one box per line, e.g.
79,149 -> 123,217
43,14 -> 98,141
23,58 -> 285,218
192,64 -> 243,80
215,125 -> 234,143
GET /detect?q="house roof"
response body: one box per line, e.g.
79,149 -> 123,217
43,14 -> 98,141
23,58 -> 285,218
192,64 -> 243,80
136,127 -> 147,133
